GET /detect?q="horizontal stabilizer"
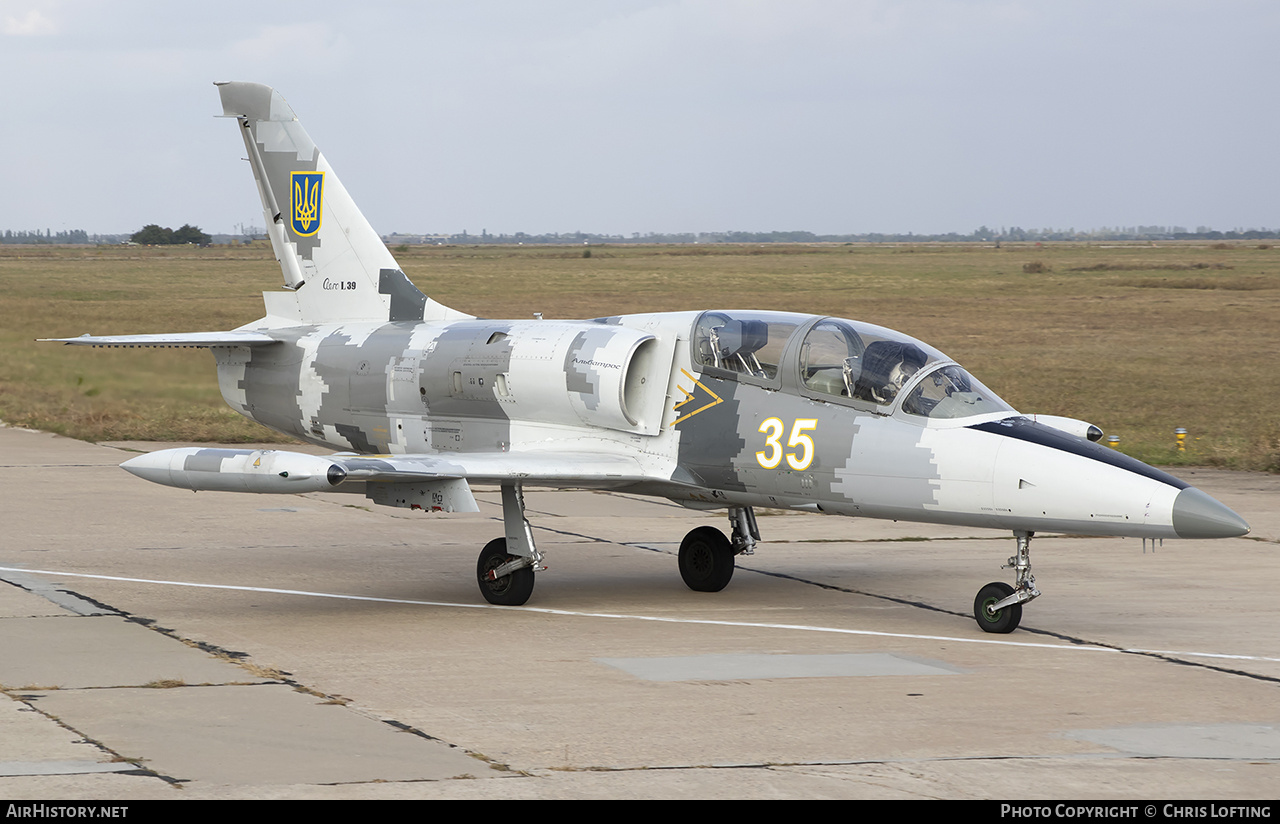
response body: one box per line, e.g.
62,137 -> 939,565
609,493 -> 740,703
40,331 -> 280,349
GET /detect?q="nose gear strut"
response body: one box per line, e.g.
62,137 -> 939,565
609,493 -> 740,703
974,530 -> 1040,633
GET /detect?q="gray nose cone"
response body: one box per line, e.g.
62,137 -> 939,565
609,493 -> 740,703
1172,487 -> 1250,539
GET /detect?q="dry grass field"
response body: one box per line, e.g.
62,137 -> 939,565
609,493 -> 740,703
2,241 -> 1277,470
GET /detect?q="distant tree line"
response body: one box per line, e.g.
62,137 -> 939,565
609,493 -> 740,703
130,224 -> 211,245
5,223 -> 1276,248
385,225 -> 1280,246
1,229 -> 89,244
1,225 -> 211,245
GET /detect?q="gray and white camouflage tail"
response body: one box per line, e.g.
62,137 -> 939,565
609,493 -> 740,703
216,81 -> 468,325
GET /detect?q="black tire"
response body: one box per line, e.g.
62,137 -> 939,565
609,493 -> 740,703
476,538 -> 535,606
679,526 -> 735,592
974,581 -> 1021,633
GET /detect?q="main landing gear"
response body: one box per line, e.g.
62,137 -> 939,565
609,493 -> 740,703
678,506 -> 759,593
973,530 -> 1041,633
474,488 -> 762,606
476,484 -> 544,606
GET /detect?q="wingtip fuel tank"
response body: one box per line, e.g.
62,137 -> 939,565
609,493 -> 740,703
121,448 -> 347,493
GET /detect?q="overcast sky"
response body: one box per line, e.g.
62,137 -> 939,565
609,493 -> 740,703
3,0 -> 1277,237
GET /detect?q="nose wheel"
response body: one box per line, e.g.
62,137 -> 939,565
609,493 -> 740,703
974,581 -> 1021,633
973,531 -> 1040,633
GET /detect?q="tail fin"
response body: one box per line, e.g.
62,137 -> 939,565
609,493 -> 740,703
216,81 -> 469,325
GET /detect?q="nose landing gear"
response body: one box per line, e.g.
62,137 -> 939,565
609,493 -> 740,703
974,530 -> 1040,633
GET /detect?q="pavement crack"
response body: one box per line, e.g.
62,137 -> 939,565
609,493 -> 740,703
541,750 -> 1280,775
9,582 -> 512,779
0,688 -> 174,784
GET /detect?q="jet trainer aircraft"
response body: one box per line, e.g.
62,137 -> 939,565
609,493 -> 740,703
47,82 -> 1250,633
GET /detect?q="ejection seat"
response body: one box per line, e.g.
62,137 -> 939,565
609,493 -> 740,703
711,319 -> 770,377
854,340 -> 928,404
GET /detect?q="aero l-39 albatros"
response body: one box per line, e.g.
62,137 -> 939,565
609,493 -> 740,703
47,82 -> 1249,633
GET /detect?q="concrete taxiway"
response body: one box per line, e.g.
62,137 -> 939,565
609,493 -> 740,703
0,425 -> 1277,799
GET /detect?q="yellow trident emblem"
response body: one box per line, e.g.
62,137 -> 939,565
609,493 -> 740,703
290,171 -> 324,237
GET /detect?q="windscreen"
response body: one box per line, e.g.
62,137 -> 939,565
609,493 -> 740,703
900,365 -> 1014,419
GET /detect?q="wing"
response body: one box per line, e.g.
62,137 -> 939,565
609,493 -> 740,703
120,446 -> 659,496
39,331 -> 279,348
337,451 -> 651,485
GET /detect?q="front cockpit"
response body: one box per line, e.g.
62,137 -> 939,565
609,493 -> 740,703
691,310 -> 1014,420
899,364 -> 1012,420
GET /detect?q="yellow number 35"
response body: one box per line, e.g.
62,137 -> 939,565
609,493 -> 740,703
756,417 -> 817,471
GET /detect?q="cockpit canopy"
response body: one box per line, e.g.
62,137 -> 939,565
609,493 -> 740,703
692,310 -> 1013,420
692,310 -> 802,381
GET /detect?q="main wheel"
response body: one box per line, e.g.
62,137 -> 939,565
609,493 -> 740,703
974,581 -> 1022,633
477,538 -> 535,606
679,526 -> 735,592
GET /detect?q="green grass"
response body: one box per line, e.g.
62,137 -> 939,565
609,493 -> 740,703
3,241 -> 1278,470
0,245 -> 280,442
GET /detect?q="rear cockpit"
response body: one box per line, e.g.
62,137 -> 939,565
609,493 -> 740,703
691,310 -> 1014,420
692,311 -> 805,382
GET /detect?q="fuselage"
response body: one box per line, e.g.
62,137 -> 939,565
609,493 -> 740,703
213,309 -> 1248,542
51,81 -> 1252,625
